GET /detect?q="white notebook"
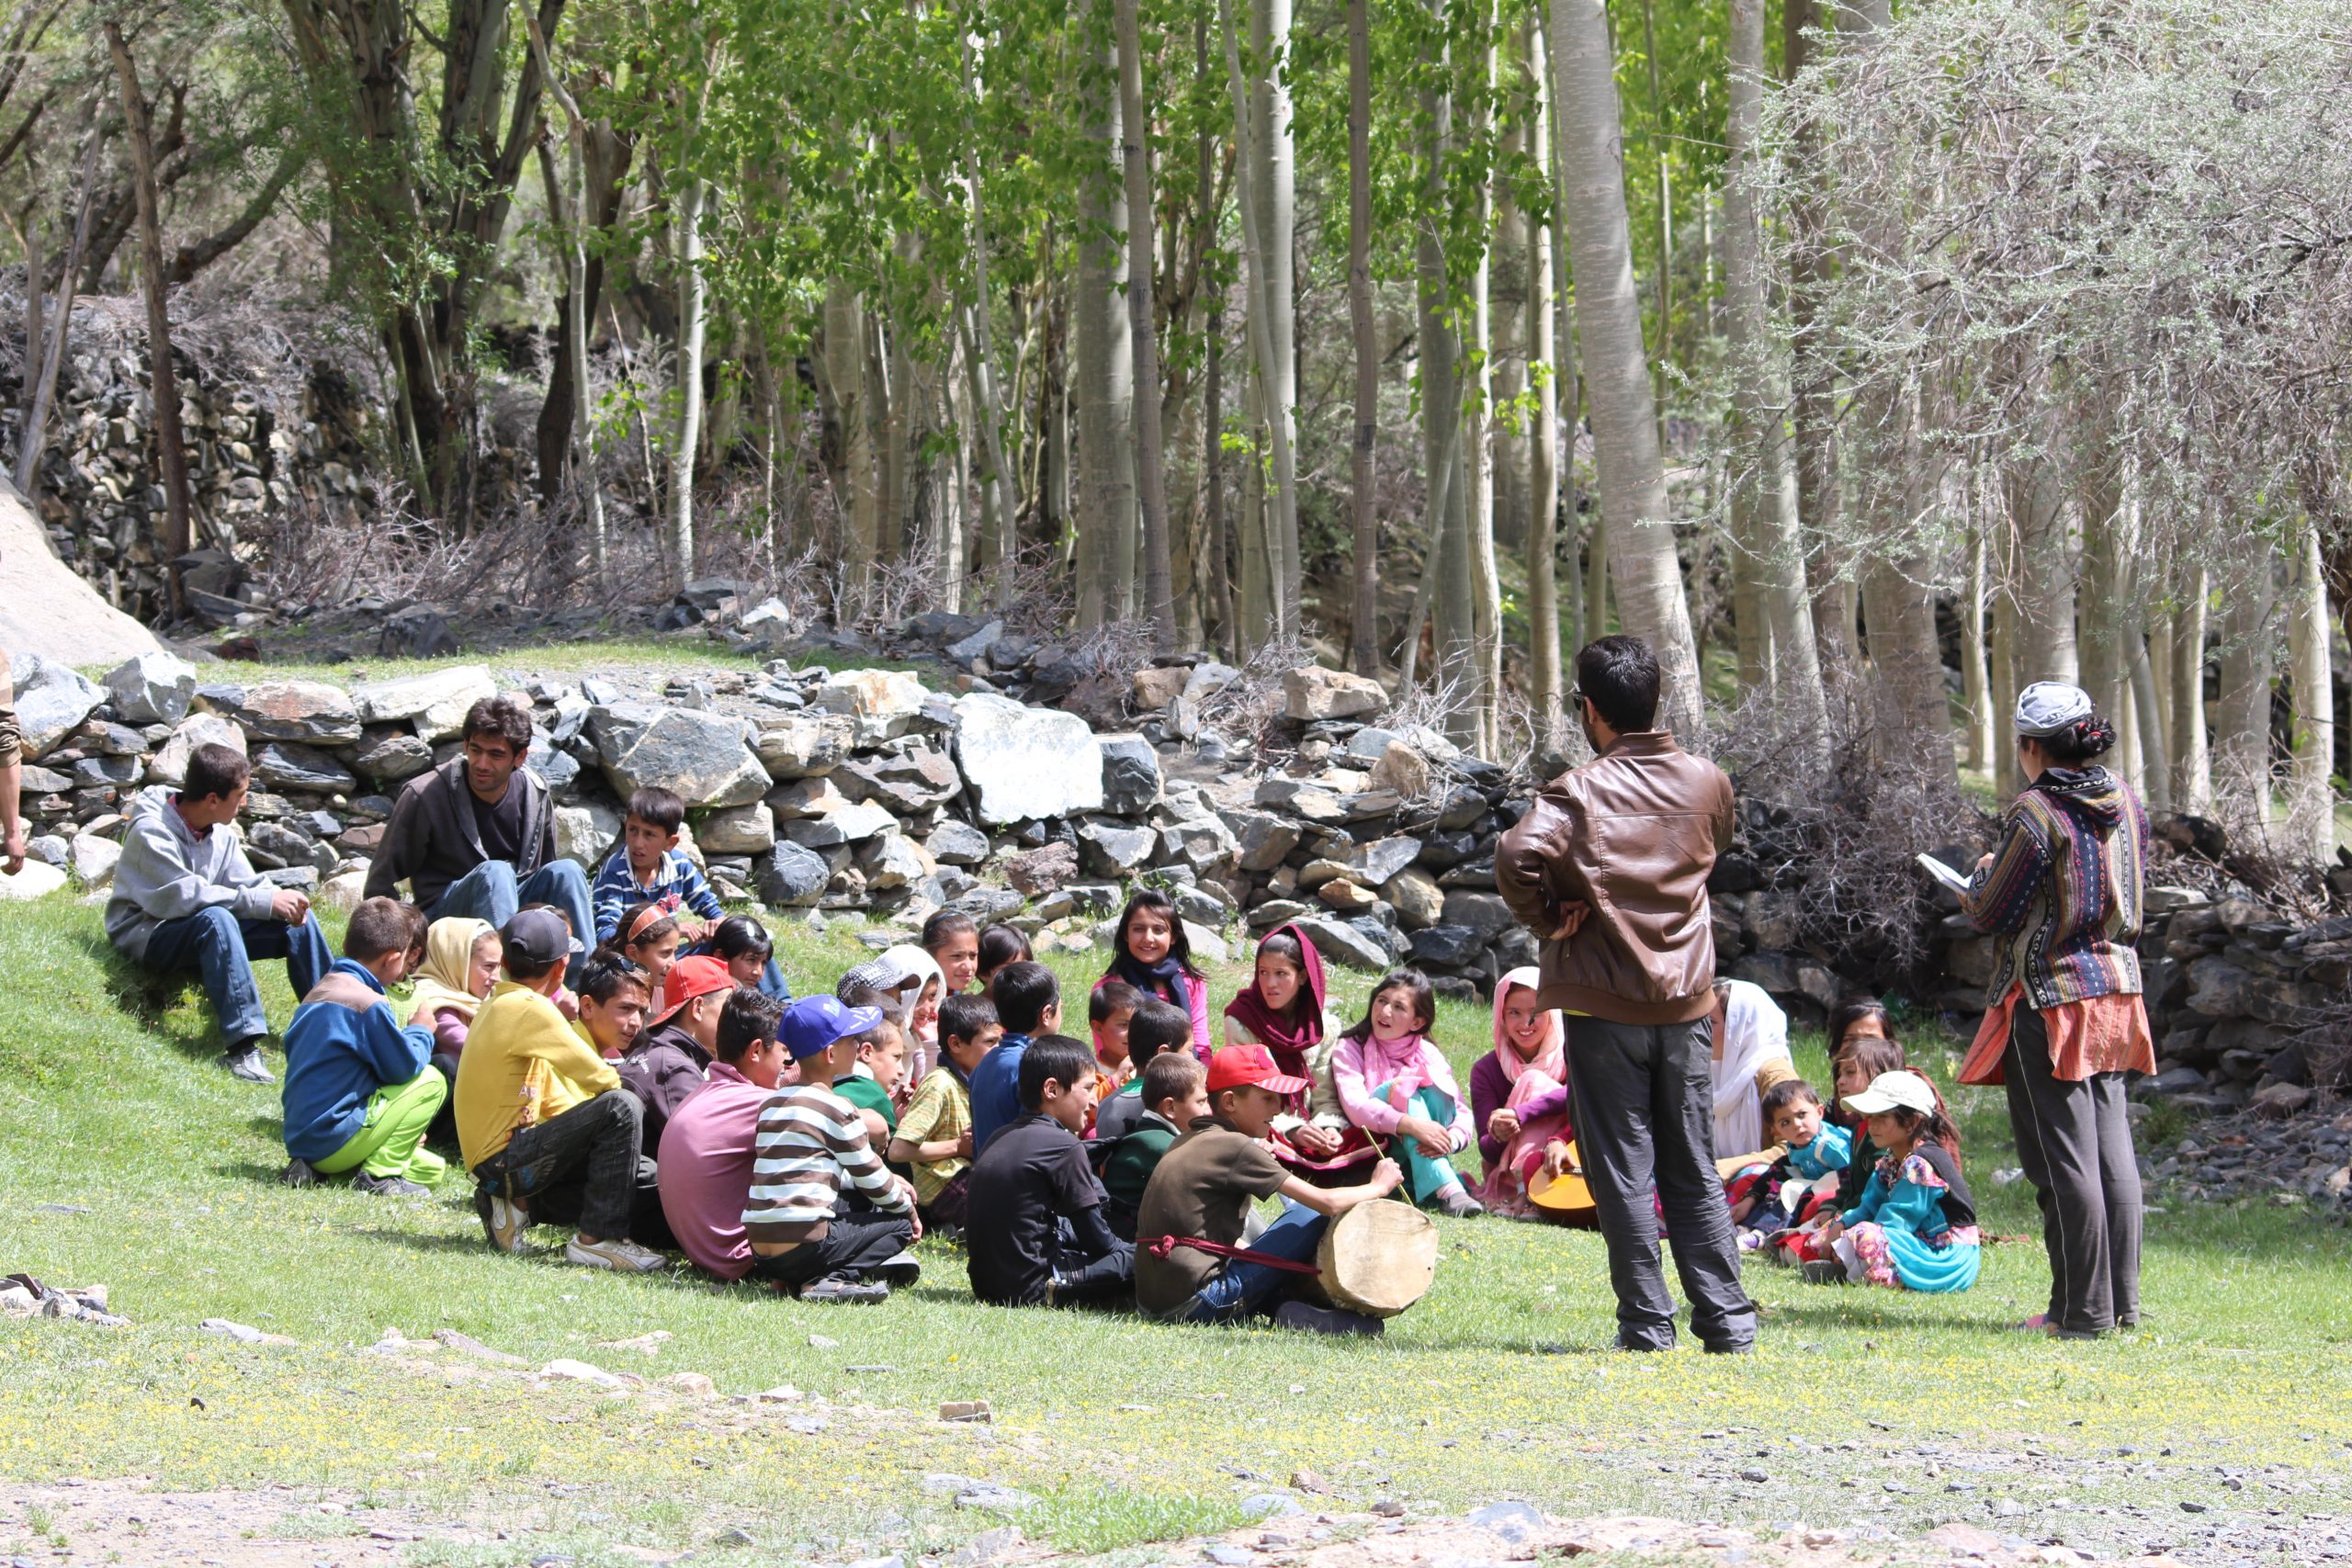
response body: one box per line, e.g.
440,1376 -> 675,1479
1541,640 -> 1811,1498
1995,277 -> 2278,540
1916,852 -> 1973,894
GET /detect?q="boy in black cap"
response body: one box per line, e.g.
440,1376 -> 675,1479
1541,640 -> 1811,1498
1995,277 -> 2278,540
454,908 -> 666,1270
742,996 -> 922,1303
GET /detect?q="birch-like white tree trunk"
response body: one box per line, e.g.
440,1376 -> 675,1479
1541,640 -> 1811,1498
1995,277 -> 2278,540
1526,18 -> 1565,739
1249,0 -> 1301,633
2169,563 -> 2212,813
2290,523 -> 2335,862
1074,11 -> 1136,629
669,175 -> 708,592
1549,0 -> 1702,733
1346,0 -> 1380,676
1115,0 -> 1176,647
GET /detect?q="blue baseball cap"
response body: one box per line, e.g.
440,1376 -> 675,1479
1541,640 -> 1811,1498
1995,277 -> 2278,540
780,995 -> 884,1059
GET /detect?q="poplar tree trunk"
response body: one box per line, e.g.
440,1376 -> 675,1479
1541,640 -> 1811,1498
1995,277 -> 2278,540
669,175 -> 708,592
1526,19 -> 1565,741
2214,536 -> 2278,834
1220,0 -> 1299,645
1782,0 -> 1848,680
2169,564 -> 2212,813
1115,0 -> 1176,648
2290,524 -> 2335,863
1346,0 -> 1380,676
1075,12 -> 1136,628
2009,447 -> 2078,683
1723,0 -> 1824,753
105,21 -> 192,617
1549,0 -> 1702,734
1962,508 -> 1992,771
1466,6 -> 1505,753
1249,0 -> 1302,633
821,284 -> 875,593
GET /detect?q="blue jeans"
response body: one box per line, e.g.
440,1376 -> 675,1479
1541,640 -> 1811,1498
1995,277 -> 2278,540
430,861 -> 594,982
141,906 -> 333,1045
1181,1200 -> 1329,1324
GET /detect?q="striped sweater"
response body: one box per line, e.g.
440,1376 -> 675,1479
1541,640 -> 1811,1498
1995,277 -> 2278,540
742,1083 -> 910,1247
1962,766 -> 2147,1010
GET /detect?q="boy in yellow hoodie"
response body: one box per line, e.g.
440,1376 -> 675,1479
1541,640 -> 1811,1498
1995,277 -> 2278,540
455,909 -> 665,1270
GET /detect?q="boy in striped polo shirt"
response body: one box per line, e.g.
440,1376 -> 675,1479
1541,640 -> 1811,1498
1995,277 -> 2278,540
744,995 -> 922,1303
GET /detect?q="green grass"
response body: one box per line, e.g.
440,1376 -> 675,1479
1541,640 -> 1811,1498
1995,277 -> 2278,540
3,892 -> 2349,1564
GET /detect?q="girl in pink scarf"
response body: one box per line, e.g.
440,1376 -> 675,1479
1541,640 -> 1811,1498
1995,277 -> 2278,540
1330,969 -> 1483,1218
1467,966 -> 1572,1218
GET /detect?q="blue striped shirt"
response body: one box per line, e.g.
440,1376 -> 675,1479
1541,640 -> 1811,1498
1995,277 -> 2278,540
591,846 -> 726,945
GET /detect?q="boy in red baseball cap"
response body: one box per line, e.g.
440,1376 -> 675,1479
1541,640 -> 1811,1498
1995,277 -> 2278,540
613,953 -> 733,1158
1133,1044 -> 1405,1335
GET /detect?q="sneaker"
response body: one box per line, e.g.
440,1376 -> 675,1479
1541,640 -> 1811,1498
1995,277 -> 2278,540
1736,1228 -> 1766,1253
1801,1258 -> 1847,1285
565,1234 -> 667,1272
279,1157 -> 320,1189
798,1273 -> 890,1304
353,1171 -> 433,1198
1273,1300 -> 1385,1337
474,1185 -> 529,1254
870,1250 -> 922,1288
1436,1187 -> 1486,1220
221,1043 -> 273,1082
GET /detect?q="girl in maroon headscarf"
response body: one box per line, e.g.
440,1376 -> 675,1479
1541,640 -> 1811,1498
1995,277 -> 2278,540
1222,923 -> 1376,1181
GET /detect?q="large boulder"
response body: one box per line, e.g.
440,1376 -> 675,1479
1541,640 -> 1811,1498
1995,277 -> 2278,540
1097,734 -> 1162,817
1224,809 -> 1301,874
1289,914 -> 1389,972
695,802 -> 777,855
835,747 -> 963,815
926,819 -> 991,866
758,841 -> 831,907
216,681 -> 364,745
1386,867 -> 1444,930
349,729 -> 434,784
0,860 -> 67,900
0,480 -> 164,667
351,665 -> 498,741
597,706 -> 771,808
555,803 -> 623,867
815,669 -> 928,743
1358,835 -> 1422,886
1004,842 -> 1080,897
11,653 -> 102,758
780,801 -> 897,848
752,714 -> 854,778
102,651 -> 198,725
1077,819 -> 1158,877
1441,890 -> 1517,942
953,693 -> 1105,826
1282,666 -> 1387,722
859,832 -> 934,892
149,713 -> 249,786
252,742 -> 357,795
1131,667 -> 1189,711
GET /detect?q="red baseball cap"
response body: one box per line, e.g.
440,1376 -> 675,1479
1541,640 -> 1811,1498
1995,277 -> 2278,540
657,955 -> 734,1021
1204,1044 -> 1310,1098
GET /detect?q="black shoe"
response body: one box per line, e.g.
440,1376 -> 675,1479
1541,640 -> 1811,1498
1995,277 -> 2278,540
798,1273 -> 889,1304
353,1171 -> 432,1198
279,1157 -> 320,1189
1273,1301 -> 1385,1337
869,1250 -> 922,1288
1801,1259 -> 1847,1285
221,1043 -> 273,1082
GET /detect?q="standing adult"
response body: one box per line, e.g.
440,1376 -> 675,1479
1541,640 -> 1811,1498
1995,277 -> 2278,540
1496,636 -> 1752,1354
364,695 -> 594,974
1957,682 -> 2152,1338
0,649 -> 24,875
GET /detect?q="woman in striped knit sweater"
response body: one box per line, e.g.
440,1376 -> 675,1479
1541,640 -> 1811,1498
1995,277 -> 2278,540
1957,682 -> 2154,1339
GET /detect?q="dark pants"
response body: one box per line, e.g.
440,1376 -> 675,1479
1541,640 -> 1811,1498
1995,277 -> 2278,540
747,1199 -> 915,1291
139,906 -> 333,1045
1048,1215 -> 1136,1306
1565,1014 -> 1757,1352
918,1168 -> 972,1232
471,1090 -> 662,1246
2005,1008 -> 2143,1335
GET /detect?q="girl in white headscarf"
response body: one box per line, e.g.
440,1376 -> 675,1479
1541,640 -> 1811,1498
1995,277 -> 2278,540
839,944 -> 946,1080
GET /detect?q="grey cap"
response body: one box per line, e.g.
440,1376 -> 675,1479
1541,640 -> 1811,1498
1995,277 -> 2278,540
2014,681 -> 2094,737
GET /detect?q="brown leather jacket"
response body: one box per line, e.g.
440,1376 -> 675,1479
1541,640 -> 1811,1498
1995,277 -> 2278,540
1495,730 -> 1734,1025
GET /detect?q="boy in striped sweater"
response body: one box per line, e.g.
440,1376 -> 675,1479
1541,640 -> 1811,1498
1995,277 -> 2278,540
744,995 -> 922,1303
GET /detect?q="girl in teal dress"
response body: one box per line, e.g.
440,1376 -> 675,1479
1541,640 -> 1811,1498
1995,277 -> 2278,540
1814,1069 -> 1980,1293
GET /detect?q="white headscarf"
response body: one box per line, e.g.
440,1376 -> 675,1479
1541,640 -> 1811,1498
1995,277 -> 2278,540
838,943 -> 947,1078
1712,978 -> 1792,1159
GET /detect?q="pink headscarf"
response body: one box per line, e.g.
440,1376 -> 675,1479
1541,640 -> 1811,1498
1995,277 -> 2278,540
1490,966 -> 1565,1087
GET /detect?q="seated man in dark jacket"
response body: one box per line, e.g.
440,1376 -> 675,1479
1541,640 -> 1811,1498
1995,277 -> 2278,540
363,695 -> 594,980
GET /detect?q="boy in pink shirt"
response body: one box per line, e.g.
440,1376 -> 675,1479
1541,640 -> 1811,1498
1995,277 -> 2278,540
657,989 -> 793,1280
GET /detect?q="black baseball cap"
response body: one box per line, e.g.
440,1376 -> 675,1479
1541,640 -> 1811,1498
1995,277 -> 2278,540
502,908 -> 572,969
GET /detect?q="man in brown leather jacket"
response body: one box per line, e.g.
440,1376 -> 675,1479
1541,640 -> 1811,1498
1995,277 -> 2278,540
1496,636 -> 1752,1353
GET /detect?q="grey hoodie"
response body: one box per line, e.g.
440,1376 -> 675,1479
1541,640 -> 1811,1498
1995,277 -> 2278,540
105,785 -> 279,962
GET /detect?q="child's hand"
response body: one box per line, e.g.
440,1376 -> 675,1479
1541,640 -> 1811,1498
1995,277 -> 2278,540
552,987 -> 580,1021
1401,1115 -> 1453,1159
1487,1108 -> 1521,1142
1817,1218 -> 1845,1246
954,1129 -> 975,1159
1369,1158 -> 1405,1196
1291,1123 -> 1344,1158
1729,1195 -> 1756,1223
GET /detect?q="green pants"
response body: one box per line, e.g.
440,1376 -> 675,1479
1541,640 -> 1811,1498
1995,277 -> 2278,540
1376,1080 -> 1465,1206
314,1069 -> 449,1183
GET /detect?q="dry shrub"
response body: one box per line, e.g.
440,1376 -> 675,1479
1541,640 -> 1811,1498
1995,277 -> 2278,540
1187,635 -> 1314,757
1702,682 -> 1994,985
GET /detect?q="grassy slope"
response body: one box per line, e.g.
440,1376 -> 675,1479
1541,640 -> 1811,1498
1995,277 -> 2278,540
3,894 -> 2348,1567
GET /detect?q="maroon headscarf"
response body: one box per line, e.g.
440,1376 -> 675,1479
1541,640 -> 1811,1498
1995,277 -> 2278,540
1223,922 -> 1329,1082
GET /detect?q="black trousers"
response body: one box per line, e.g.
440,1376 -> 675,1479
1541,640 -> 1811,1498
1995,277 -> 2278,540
473,1090 -> 666,1247
749,1201 -> 916,1291
1565,1013 -> 1757,1352
2005,1008 -> 2143,1334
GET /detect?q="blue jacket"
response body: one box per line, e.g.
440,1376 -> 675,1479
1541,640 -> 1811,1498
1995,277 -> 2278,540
281,959 -> 435,1161
967,1032 -> 1032,1156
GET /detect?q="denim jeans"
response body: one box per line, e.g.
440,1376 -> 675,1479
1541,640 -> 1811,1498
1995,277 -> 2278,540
140,906 -> 333,1044
430,861 -> 595,982
1180,1200 -> 1329,1324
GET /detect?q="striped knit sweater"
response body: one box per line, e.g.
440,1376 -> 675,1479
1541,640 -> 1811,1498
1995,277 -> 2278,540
1961,766 -> 2147,1010
742,1083 -> 909,1247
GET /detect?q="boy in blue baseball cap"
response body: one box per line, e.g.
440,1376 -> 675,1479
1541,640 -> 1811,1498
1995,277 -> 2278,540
741,995 -> 923,1303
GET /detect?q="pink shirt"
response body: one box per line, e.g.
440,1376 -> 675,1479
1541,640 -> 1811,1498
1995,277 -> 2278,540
656,1062 -> 767,1280
1331,1032 -> 1473,1154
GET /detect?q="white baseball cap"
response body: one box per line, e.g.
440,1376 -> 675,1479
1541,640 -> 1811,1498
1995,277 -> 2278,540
1842,1069 -> 1938,1118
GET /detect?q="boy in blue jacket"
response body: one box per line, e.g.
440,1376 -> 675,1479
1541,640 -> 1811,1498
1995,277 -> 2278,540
281,897 -> 447,1195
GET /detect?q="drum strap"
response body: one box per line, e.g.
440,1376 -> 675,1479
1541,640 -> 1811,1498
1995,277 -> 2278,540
1140,1235 -> 1322,1275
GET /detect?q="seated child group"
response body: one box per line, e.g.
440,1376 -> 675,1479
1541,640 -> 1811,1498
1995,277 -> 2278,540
265,779 -> 1978,1332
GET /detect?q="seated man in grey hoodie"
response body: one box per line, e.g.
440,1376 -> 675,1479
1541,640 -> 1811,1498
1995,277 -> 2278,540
107,742 -> 334,1081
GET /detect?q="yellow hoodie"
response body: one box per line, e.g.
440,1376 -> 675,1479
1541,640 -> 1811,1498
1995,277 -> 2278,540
455,979 -> 622,1171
